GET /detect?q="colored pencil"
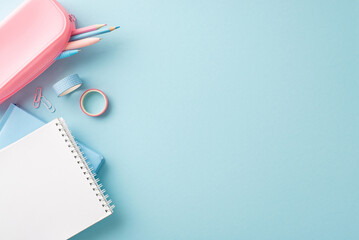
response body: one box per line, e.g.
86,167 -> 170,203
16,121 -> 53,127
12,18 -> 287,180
55,50 -> 81,61
70,26 -> 120,41
65,37 -> 101,50
72,24 -> 107,36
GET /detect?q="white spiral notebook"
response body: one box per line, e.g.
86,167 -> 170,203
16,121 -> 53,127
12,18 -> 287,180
0,118 -> 113,239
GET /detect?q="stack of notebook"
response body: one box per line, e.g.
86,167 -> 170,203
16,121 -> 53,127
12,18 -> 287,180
0,105 -> 113,239
0,104 -> 104,173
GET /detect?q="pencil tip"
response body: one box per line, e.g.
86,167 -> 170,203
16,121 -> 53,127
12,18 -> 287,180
97,24 -> 107,29
109,26 -> 120,31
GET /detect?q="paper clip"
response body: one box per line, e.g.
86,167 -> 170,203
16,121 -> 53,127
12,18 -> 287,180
33,87 -> 42,108
41,96 -> 56,113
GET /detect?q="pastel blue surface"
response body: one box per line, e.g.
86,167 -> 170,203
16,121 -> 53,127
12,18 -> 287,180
1,0 -> 359,239
0,104 -> 104,173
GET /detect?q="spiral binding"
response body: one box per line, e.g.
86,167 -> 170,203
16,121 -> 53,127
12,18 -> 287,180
55,118 -> 115,213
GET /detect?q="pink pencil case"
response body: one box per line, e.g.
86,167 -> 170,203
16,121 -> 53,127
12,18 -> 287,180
0,0 -> 76,104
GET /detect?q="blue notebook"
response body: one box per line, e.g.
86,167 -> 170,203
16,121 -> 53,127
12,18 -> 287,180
0,104 -> 104,173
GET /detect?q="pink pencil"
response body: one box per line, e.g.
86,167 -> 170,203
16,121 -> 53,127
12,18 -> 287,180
65,37 -> 101,50
71,24 -> 107,36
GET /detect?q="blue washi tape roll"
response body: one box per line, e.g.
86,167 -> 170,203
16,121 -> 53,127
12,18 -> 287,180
53,74 -> 83,97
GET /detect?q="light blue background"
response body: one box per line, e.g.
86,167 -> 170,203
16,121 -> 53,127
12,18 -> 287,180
1,0 -> 359,239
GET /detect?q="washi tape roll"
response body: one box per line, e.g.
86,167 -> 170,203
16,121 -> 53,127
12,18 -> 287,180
80,89 -> 109,117
53,74 -> 83,97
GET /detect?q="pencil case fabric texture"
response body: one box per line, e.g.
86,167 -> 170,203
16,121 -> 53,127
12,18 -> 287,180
0,0 -> 76,104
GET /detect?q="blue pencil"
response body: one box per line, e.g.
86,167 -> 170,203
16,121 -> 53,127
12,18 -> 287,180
55,50 -> 81,61
70,26 -> 120,41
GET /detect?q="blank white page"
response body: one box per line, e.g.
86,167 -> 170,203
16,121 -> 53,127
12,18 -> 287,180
0,118 -> 112,239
